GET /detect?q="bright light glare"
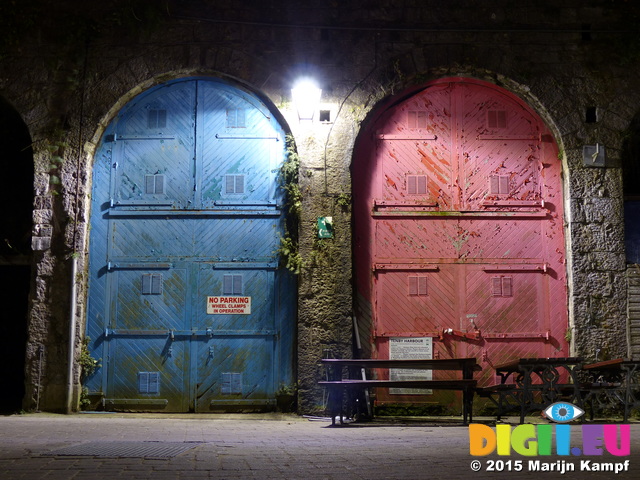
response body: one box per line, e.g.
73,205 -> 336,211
291,79 -> 322,120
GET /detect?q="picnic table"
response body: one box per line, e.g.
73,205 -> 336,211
478,357 -> 584,423
319,358 -> 480,425
581,358 -> 640,421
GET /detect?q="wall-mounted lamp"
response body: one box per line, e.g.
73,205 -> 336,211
292,79 -> 322,122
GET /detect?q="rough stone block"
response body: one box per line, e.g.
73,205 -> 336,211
33,195 -> 53,210
33,209 -> 53,225
31,236 -> 51,251
588,252 -> 626,271
584,197 -> 623,223
569,198 -> 585,222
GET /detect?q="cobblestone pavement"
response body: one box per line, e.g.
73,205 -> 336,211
0,413 -> 638,479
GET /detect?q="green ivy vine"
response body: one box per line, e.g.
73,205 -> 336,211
78,337 -> 101,410
278,134 -> 303,274
79,337 -> 101,380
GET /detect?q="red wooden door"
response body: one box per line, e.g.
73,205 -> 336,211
353,78 -> 568,403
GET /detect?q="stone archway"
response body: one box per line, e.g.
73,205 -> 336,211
352,77 -> 568,408
84,77 -> 296,412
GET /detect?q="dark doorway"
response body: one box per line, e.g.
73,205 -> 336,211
623,112 -> 640,264
0,97 -> 33,413
0,267 -> 30,412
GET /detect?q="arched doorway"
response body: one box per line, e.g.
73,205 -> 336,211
85,77 -> 296,412
0,97 -> 33,413
353,77 -> 568,407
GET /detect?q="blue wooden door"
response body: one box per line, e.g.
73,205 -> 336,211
85,78 -> 295,412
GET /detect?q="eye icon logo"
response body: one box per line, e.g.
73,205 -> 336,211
543,402 -> 585,423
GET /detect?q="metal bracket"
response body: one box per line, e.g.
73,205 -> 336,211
583,143 -> 607,167
442,328 -> 481,341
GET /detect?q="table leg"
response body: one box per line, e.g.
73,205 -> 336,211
463,388 -> 473,425
520,366 -> 534,424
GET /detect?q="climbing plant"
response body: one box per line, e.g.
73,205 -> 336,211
281,134 -> 301,218
79,337 -> 100,380
278,134 -> 303,274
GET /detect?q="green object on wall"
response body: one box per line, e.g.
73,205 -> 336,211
317,217 -> 334,238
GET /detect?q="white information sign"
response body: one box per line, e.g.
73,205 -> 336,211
207,296 -> 251,315
389,337 -> 433,395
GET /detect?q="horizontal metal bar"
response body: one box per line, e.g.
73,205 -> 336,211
194,330 -> 277,336
111,201 -> 174,207
105,329 -> 277,337
107,262 -> 172,271
215,134 -> 279,140
209,399 -> 275,406
371,258 -> 545,266
105,258 -> 278,267
482,331 -> 551,340
376,330 -> 550,340
103,398 -> 169,406
213,201 -> 279,207
376,133 -> 437,141
115,135 -> 176,141
105,329 -> 170,337
373,200 -> 438,208
481,264 -> 547,272
210,262 -> 278,270
373,263 -> 439,271
108,209 -> 281,217
372,210 -> 548,218
477,134 -> 541,140
481,200 -> 545,207
375,331 -> 443,338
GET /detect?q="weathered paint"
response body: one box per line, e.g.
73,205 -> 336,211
85,78 -> 295,412
353,78 -> 568,403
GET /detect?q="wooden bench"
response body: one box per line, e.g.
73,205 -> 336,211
318,358 -> 479,425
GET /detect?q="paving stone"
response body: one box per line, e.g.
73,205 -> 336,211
0,413 -> 638,480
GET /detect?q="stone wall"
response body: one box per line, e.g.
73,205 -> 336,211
0,0 -> 638,412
